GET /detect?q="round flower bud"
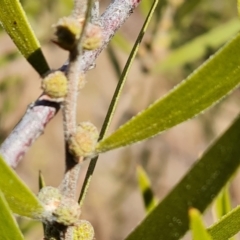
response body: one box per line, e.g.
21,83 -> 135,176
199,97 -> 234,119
53,197 -> 81,226
73,220 -> 94,240
37,187 -> 81,225
83,24 -> 102,50
37,186 -> 62,222
52,17 -> 83,51
42,71 -> 68,99
68,122 -> 99,158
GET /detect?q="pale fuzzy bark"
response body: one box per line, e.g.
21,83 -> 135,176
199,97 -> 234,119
0,96 -> 60,168
72,0 -> 88,18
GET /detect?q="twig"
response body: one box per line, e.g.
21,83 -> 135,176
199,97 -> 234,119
58,160 -> 82,199
91,0 -> 100,24
60,0 -> 94,202
0,0 -> 143,167
72,0 -> 88,19
63,0 -> 94,140
0,95 -> 60,168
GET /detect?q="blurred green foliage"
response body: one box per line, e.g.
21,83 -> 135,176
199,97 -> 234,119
0,76 -> 23,143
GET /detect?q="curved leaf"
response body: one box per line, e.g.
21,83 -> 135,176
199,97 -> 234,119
0,191 -> 24,240
0,0 -> 50,75
213,184 -> 232,220
124,114 -> 240,240
208,205 -> 240,240
136,165 -> 158,213
0,155 -> 43,218
211,185 -> 236,240
97,31 -> 240,153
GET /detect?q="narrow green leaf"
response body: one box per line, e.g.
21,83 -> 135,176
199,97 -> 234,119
38,170 -> 46,190
139,0 -> 154,17
125,114 -> 240,240
0,155 -> 43,218
38,171 -> 46,234
154,19 -> 240,72
208,204 -> 240,240
99,0 -> 159,141
213,185 -> 231,220
136,165 -> 158,213
189,208 -> 212,240
0,0 -> 50,75
212,185 -> 236,240
97,31 -> 240,153
0,191 -> 24,240
79,0 -> 160,206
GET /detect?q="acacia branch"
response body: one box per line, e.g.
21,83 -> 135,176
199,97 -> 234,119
0,0 -> 142,168
0,96 -> 60,168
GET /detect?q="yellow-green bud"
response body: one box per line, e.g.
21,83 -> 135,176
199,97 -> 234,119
52,17 -> 83,51
42,71 -> 68,99
53,197 -> 81,226
37,186 -> 62,221
73,220 -> 94,240
68,122 -> 99,158
83,24 -> 102,50
37,186 -> 81,225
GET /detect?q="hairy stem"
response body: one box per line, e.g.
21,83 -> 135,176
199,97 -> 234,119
72,0 -> 88,19
59,4 -> 94,222
58,162 -> 82,199
63,0 -> 93,140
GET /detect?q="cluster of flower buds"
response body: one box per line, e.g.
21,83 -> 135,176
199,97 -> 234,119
38,187 -> 95,239
41,16 -> 102,100
38,186 -> 81,226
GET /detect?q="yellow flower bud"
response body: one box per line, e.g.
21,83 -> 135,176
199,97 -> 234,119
52,17 -> 83,51
73,220 -> 94,240
37,186 -> 62,222
37,186 -> 81,225
42,71 -> 68,99
68,122 -> 99,158
83,24 -> 102,50
53,197 -> 81,226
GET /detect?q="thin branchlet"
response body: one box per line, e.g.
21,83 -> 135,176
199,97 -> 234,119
58,3 -> 96,240
63,0 -> 94,140
72,0 -> 88,19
